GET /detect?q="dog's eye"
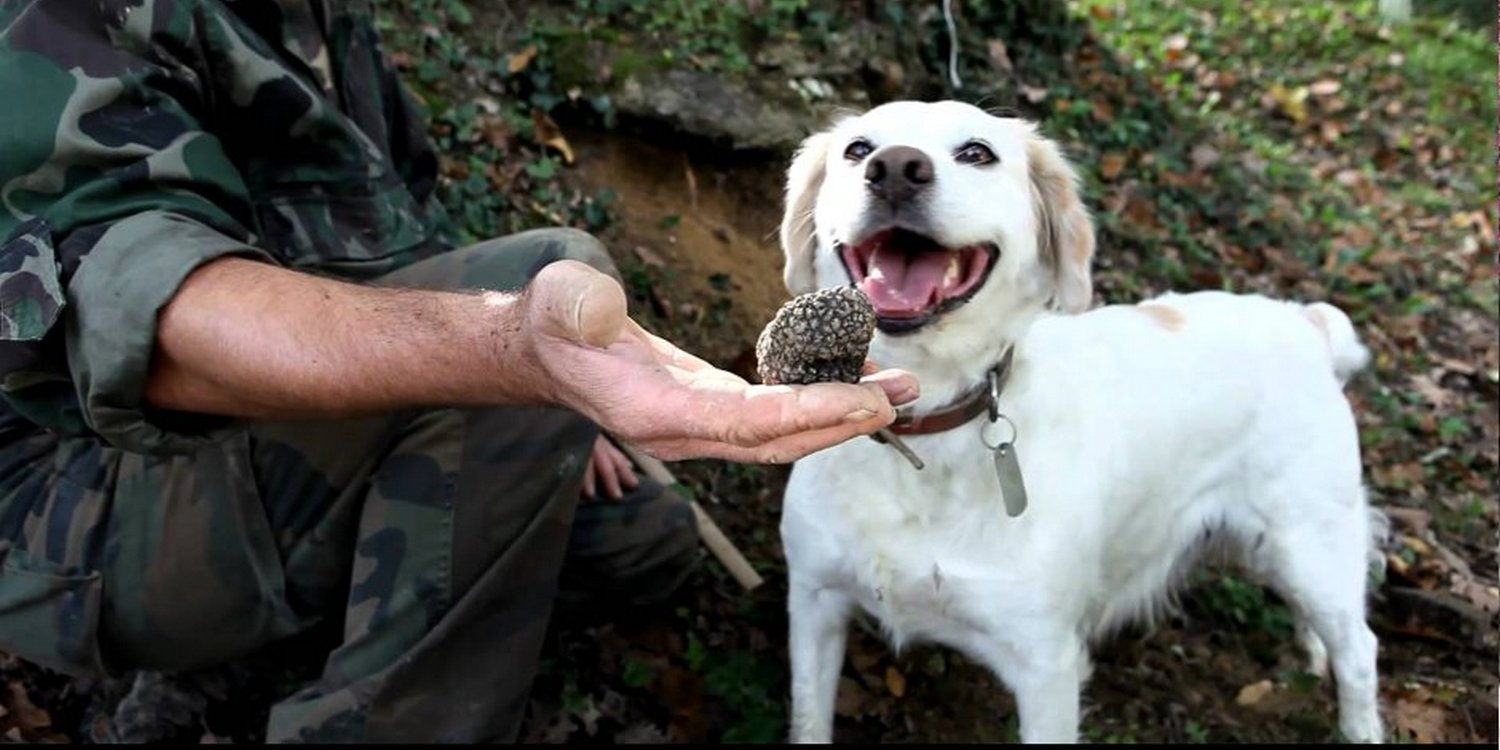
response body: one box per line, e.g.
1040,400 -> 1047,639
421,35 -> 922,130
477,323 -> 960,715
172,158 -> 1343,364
955,141 -> 997,166
843,139 -> 874,162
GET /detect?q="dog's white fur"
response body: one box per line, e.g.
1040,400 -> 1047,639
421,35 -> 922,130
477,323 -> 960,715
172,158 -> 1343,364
775,101 -> 1386,743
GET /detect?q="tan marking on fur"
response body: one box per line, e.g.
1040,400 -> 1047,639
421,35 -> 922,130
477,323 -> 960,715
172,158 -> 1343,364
1025,126 -> 1097,313
1303,305 -> 1334,353
1138,302 -> 1187,331
779,131 -> 836,295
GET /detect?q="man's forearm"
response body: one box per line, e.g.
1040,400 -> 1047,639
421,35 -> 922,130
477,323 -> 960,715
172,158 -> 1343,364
144,256 -> 542,420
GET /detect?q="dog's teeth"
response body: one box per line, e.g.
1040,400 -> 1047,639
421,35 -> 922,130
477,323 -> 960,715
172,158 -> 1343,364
943,255 -> 961,288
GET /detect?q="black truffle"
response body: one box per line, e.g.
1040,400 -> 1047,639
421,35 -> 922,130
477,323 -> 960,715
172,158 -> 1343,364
756,285 -> 877,386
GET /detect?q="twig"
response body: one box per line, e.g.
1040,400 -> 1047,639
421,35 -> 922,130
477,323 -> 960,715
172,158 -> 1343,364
943,0 -> 962,89
616,442 -> 766,591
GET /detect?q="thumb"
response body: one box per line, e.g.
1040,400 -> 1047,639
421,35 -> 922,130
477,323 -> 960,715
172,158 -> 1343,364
526,260 -> 628,348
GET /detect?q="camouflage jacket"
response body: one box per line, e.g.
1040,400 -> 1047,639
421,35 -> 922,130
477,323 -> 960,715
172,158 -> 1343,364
0,0 -> 456,455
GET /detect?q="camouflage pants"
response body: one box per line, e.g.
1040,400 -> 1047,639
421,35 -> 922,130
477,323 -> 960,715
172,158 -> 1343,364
0,228 -> 701,742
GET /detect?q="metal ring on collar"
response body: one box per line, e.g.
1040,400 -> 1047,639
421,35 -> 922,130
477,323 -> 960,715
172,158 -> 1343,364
980,413 -> 1018,450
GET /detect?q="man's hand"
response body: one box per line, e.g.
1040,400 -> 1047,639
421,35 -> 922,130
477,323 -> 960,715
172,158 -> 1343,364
146,256 -> 918,465
512,261 -> 919,464
582,434 -> 640,501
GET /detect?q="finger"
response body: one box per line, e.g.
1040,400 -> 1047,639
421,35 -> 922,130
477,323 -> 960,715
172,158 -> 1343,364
529,260 -> 629,348
609,441 -> 639,490
613,447 -> 639,489
635,381 -> 895,457
597,440 -> 625,500
688,380 -> 896,449
590,438 -> 616,499
637,410 -> 888,464
581,453 -> 597,498
859,368 -> 920,406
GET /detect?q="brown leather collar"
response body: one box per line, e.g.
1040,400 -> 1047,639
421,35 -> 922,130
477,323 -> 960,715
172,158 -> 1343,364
877,346 -> 1015,438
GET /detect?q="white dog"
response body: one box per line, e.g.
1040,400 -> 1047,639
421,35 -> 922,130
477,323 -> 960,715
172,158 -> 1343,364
773,100 -> 1386,744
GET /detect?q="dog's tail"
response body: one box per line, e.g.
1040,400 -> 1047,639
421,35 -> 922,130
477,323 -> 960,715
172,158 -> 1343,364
1302,301 -> 1371,385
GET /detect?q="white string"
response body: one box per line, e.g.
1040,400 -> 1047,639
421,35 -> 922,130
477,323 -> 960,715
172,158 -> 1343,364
943,0 -> 962,89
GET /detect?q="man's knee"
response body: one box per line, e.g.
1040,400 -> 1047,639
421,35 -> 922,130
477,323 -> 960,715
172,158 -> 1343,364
476,227 -> 621,289
559,480 -> 702,611
528,227 -> 620,283
376,226 -> 622,293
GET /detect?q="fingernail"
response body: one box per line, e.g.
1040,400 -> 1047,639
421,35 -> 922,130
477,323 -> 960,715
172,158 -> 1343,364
844,408 -> 878,423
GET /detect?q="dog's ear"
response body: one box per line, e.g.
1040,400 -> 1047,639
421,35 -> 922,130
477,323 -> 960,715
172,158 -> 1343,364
1025,129 -> 1096,313
780,130 -> 834,295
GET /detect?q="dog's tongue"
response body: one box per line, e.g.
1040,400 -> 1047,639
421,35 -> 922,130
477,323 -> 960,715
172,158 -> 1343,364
862,244 -> 950,317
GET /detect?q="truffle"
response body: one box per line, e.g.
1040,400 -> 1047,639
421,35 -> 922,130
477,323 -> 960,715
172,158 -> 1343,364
756,285 -> 877,386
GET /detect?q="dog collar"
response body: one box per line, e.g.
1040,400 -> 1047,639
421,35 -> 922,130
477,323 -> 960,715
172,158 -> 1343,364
876,346 -> 1015,438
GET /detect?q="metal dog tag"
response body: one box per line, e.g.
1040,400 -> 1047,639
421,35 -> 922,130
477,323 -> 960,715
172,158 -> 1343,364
993,441 -> 1028,517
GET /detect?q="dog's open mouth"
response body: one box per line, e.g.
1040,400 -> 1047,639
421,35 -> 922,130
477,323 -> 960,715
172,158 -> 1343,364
838,228 -> 999,333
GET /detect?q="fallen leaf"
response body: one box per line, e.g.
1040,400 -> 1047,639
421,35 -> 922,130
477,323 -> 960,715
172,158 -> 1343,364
884,666 -> 906,698
633,245 -> 667,268
1190,143 -> 1220,171
654,663 -> 703,725
1163,34 -> 1190,62
1391,697 -> 1451,742
1264,83 -> 1309,123
616,722 -> 670,743
0,681 -> 65,743
1436,356 -> 1479,377
1410,375 -> 1454,409
1020,85 -> 1048,104
480,115 -> 511,150
508,44 -> 539,74
835,676 -> 870,717
1450,577 -> 1500,614
1099,152 -> 1127,181
1400,533 -> 1433,558
1384,506 -> 1431,536
1091,98 -> 1115,123
987,39 -> 1013,75
1386,551 -> 1411,578
530,108 -> 576,166
1236,679 -> 1274,706
1309,78 -> 1341,96
3,682 -> 50,733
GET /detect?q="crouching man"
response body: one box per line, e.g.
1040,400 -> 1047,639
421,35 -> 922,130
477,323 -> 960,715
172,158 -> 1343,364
0,1 -> 914,742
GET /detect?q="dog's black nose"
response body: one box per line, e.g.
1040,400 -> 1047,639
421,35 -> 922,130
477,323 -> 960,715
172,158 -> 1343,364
865,145 -> 934,205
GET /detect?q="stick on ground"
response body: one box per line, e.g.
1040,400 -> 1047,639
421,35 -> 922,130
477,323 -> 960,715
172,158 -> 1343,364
615,441 -> 765,591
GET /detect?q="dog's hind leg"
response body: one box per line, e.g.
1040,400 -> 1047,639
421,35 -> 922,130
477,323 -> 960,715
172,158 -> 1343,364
787,579 -> 852,743
1255,507 -> 1384,743
1295,617 -> 1330,679
978,632 -> 1088,743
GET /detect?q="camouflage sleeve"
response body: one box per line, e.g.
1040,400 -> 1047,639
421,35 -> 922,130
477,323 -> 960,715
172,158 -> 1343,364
0,1 -> 276,455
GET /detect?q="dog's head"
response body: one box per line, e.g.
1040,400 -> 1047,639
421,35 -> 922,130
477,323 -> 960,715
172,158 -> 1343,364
779,101 -> 1095,354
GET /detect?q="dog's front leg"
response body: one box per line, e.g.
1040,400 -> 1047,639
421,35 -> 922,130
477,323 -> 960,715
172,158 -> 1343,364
983,635 -> 1087,743
787,579 -> 852,743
